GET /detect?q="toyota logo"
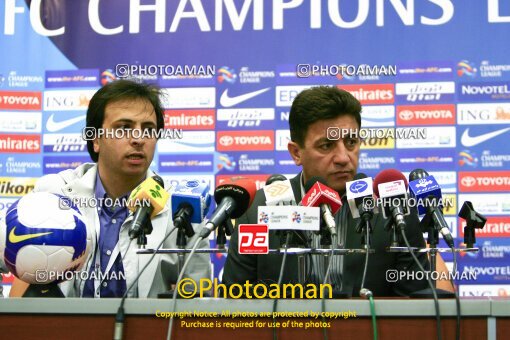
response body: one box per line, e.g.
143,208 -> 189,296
461,176 -> 476,187
399,110 -> 414,121
219,135 -> 234,146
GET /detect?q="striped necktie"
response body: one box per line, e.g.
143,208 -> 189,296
306,199 -> 348,291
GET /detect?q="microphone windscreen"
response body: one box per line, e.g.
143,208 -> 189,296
354,173 -> 368,180
263,179 -> 296,206
127,176 -> 169,217
373,169 -> 408,197
408,174 -> 441,215
152,175 -> 164,187
265,174 -> 287,186
409,168 -> 429,182
301,178 -> 342,214
171,180 -> 211,223
214,177 -> 257,218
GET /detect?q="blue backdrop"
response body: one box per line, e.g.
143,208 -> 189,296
1,0 -> 510,297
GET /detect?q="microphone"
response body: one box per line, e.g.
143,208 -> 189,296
127,175 -> 169,240
301,177 -> 342,237
408,169 -> 455,248
346,173 -> 376,219
373,169 -> 410,231
408,168 -> 440,217
199,177 -> 256,238
458,201 -> 487,248
171,180 -> 212,237
263,174 -> 296,206
266,174 -> 288,186
263,174 -> 310,249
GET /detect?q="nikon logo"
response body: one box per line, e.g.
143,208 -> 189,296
0,179 -> 36,196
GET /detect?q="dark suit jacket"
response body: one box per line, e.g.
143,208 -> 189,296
222,174 -> 430,297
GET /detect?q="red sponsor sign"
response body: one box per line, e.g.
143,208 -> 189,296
301,181 -> 342,213
217,130 -> 274,151
397,104 -> 456,125
0,134 -> 41,153
216,174 -> 268,190
164,109 -> 215,130
238,224 -> 269,254
338,84 -> 394,104
0,91 -> 42,110
459,217 -> 510,237
459,171 -> 510,192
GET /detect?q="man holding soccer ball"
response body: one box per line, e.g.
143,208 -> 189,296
3,80 -> 211,298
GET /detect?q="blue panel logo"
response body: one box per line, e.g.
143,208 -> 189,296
457,81 -> 510,102
349,180 -> 368,194
0,154 -> 42,177
43,156 -> 90,174
43,111 -> 86,134
45,69 -> 100,88
159,154 -> 214,173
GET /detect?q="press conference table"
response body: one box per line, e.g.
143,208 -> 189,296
0,297 -> 508,339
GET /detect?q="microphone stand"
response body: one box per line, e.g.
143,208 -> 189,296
216,219 -> 234,249
158,209 -> 195,299
276,230 -> 308,284
411,211 -> 455,298
136,220 -> 153,248
174,209 -> 195,273
319,222 -> 332,279
176,229 -> 187,274
383,217 -> 400,247
355,200 -> 374,249
420,214 -> 439,288
356,201 -> 375,300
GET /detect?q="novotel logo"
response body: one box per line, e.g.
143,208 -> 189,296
349,180 -> 368,193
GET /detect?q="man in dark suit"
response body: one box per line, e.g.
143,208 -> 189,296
222,86 -> 453,297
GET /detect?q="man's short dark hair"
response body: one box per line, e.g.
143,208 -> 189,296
86,80 -> 164,162
289,86 -> 362,146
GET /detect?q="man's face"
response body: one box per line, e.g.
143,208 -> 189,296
288,115 -> 360,194
93,98 -> 157,181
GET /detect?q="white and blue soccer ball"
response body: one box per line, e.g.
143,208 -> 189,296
0,192 -> 91,284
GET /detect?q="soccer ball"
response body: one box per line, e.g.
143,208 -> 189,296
0,192 -> 91,284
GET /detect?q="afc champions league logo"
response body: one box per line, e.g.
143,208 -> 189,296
259,212 -> 269,223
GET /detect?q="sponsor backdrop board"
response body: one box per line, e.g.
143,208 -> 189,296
0,1 -> 509,295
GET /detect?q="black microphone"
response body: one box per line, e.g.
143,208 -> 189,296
127,175 -> 169,241
408,169 -> 455,248
198,177 -> 256,239
458,201 -> 487,248
409,168 -> 428,180
265,174 -> 288,185
171,180 -> 211,237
